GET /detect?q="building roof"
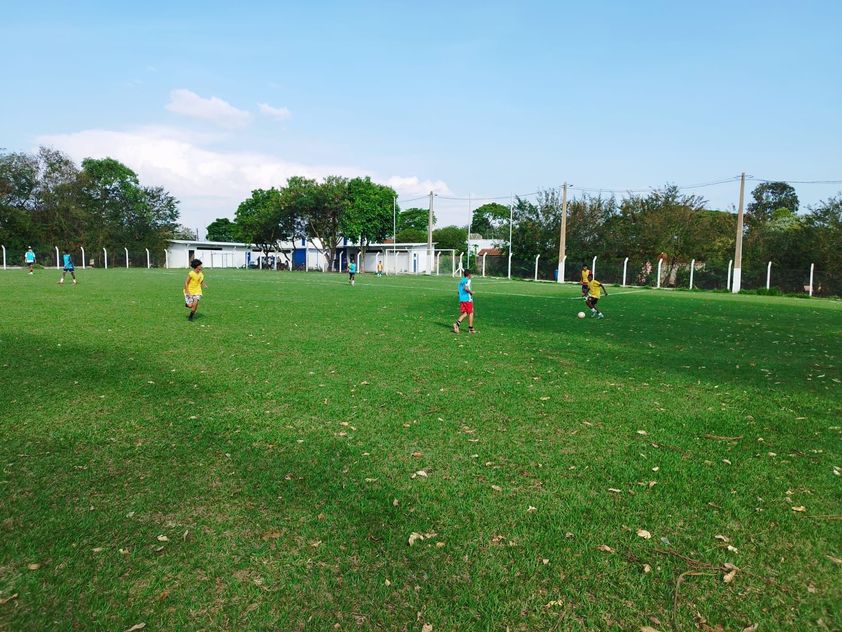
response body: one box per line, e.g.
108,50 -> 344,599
477,247 -> 503,256
168,239 -> 250,247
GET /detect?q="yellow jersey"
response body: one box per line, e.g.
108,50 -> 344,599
580,269 -> 590,284
587,279 -> 603,298
186,270 -> 204,295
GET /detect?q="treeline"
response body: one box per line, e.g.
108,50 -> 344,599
0,147 -> 180,266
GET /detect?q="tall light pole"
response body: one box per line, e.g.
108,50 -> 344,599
732,172 -> 746,293
393,194 -> 397,256
466,193 -> 472,269
557,181 -> 568,283
427,190 -> 434,275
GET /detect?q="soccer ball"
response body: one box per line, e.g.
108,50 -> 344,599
577,311 -> 586,319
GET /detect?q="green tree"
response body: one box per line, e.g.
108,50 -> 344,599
395,227 -> 426,243
282,176 -> 348,271
397,207 -> 433,233
432,225 -> 468,253
341,177 -> 396,271
206,217 -> 240,242
471,202 -> 510,240
747,181 -> 799,222
235,188 -> 295,263
0,150 -> 38,252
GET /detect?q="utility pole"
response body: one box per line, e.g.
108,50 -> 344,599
557,182 -> 568,283
467,193 -> 472,269
427,190 -> 434,275
393,195 -> 397,255
732,172 -> 745,293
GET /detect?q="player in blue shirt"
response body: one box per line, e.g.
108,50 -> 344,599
453,269 -> 475,334
348,260 -> 357,285
59,249 -> 77,285
24,247 -> 36,275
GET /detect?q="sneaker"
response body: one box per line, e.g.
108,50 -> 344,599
468,327 -> 476,334
597,313 -> 604,319
453,322 -> 460,334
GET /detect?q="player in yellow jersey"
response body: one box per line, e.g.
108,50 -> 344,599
580,265 -> 590,298
586,272 -> 607,319
183,259 -> 208,321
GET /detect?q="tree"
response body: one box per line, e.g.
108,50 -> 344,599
0,150 -> 39,251
432,225 -> 468,253
235,188 -> 294,263
395,228 -> 426,243
284,176 -> 348,272
206,217 -> 240,242
471,202 -> 510,240
747,181 -> 799,222
397,207 -> 433,233
341,177 -> 396,271
173,225 -> 197,240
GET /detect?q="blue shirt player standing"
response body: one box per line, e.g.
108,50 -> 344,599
59,249 -> 77,285
453,269 -> 475,334
24,247 -> 36,275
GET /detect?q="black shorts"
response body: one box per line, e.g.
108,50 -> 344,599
586,296 -> 599,306
581,283 -> 589,294
349,272 -> 356,279
63,266 -> 75,272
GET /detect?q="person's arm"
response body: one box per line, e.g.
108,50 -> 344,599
183,274 -> 191,294
601,282 -> 607,296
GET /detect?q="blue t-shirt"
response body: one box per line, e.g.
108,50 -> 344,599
63,253 -> 73,268
349,263 -> 357,273
25,250 -> 35,263
458,277 -> 472,302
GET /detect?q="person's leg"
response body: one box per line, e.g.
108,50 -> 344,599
468,311 -> 475,332
59,270 -> 65,284
71,270 -> 77,284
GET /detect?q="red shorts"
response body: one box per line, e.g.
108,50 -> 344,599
459,301 -> 474,314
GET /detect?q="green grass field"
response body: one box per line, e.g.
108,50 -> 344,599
1,269 -> 840,631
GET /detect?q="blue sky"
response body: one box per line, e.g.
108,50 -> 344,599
2,0 -> 840,233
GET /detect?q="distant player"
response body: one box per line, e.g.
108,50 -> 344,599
59,249 -> 77,285
453,269 -> 475,334
580,265 -> 590,298
24,247 -> 36,274
348,260 -> 357,285
376,260 -> 383,277
586,273 -> 607,319
183,259 -> 208,321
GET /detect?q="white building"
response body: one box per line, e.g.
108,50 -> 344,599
166,239 -> 252,268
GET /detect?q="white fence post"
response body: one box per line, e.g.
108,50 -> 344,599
507,252 -> 513,280
766,261 -> 772,290
534,254 -> 540,281
622,257 -> 629,287
145,248 -> 150,269
457,252 -> 463,274
656,258 -> 663,288
726,259 -> 733,290
124,247 -> 129,269
103,248 -> 108,269
436,251 -> 441,275
81,246 -> 86,269
558,255 -> 567,283
591,255 -> 597,279
164,249 -> 169,269
689,259 -> 695,289
55,246 -> 60,269
482,253 -> 487,277
808,263 -> 814,297
1,245 -> 5,270
338,251 -> 344,272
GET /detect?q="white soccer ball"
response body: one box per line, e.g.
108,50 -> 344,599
577,311 -> 586,319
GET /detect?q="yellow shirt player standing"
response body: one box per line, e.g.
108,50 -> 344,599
586,273 -> 607,319
183,258 -> 208,321
580,265 -> 590,298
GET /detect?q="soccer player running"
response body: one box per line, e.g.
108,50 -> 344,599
580,265 -> 590,298
586,272 -> 607,319
24,247 -> 36,274
348,259 -> 357,285
59,249 -> 77,285
183,259 -> 208,321
453,269 -> 476,334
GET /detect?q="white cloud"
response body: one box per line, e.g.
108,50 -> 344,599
258,102 -> 292,121
387,176 -> 452,198
36,125 -> 452,228
165,89 -> 251,128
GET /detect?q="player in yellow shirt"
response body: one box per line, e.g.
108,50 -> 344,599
586,273 -> 607,319
183,259 -> 208,321
580,265 -> 590,299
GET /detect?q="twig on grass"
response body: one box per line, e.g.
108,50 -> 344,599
703,434 -> 743,442
673,571 -> 716,630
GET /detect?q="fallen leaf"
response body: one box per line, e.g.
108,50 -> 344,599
92,547 -> 104,553
608,488 -> 622,494
714,534 -> 730,543
826,555 -> 842,565
596,544 -> 614,553
435,541 -> 446,548
641,627 -> 661,632
792,506 -> 806,513
124,625 -> 146,632
309,540 -> 322,548
392,498 -> 400,507
27,563 -> 40,570
648,480 -> 657,488
413,470 -> 428,478
637,430 -> 649,436
545,599 -> 564,608
408,532 -> 424,546
527,506 -> 537,513
741,625 -> 758,632
643,564 -> 652,573
384,578 -> 391,586
565,532 -> 574,539
411,451 -> 422,458
491,485 -> 503,492
723,568 -> 737,583
727,545 -> 739,553
636,529 -> 652,540
422,624 -> 433,632
542,558 -> 550,565
0,594 -> 18,605
119,548 -> 129,555
156,535 -> 169,542
722,459 -> 732,465
261,529 -> 282,540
